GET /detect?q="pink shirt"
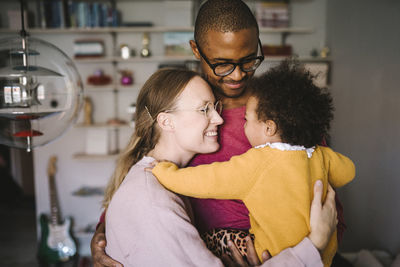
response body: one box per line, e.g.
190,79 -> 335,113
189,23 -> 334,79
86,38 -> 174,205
189,106 -> 252,233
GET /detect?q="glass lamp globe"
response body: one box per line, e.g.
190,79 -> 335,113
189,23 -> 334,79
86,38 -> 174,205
0,36 -> 83,151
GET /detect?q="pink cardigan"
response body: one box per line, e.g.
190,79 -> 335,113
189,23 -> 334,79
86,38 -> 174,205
105,156 -> 323,267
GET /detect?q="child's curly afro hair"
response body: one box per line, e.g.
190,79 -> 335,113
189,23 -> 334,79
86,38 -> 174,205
249,60 -> 334,148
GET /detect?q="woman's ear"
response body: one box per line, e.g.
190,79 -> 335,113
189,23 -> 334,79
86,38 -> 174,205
189,40 -> 201,60
264,120 -> 278,137
156,112 -> 175,131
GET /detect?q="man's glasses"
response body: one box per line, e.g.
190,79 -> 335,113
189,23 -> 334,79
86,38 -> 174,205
195,39 -> 264,77
165,101 -> 222,119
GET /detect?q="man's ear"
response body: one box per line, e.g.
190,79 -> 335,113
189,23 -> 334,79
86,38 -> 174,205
189,40 -> 201,60
156,112 -> 175,131
264,120 -> 278,137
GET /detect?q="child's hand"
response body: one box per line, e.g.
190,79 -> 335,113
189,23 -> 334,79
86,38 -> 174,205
308,180 -> 338,251
144,160 -> 160,172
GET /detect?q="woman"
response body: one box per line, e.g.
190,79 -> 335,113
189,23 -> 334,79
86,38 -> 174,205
99,68 -> 336,266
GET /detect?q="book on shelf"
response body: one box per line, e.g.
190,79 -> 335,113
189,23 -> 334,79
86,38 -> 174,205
74,39 -> 105,58
35,0 -> 119,29
255,1 -> 290,28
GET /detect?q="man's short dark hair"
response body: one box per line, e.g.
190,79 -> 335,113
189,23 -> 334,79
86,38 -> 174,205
249,60 -> 334,148
194,0 -> 259,46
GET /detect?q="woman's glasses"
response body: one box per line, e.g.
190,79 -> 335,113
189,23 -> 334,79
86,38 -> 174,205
165,101 -> 222,119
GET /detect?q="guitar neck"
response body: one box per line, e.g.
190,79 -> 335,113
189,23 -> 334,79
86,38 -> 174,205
48,174 -> 61,225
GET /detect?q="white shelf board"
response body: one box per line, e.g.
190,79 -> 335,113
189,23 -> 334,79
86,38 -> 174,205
75,123 -> 132,129
84,84 -> 140,91
0,26 -> 312,34
74,56 -> 330,64
74,55 -> 196,63
264,56 -> 331,62
72,153 -> 119,160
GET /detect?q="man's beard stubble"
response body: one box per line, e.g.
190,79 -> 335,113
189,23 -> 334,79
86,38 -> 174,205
202,73 -> 249,99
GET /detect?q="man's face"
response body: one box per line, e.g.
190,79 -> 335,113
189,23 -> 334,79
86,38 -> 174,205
191,28 -> 259,100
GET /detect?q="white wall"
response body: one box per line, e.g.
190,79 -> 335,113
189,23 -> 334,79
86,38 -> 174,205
0,0 -> 328,256
327,0 -> 400,254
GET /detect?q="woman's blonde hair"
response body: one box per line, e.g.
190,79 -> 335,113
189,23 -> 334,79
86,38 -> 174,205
103,68 -> 199,209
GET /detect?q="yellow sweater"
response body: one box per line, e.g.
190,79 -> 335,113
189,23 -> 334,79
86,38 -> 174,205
153,145 -> 355,266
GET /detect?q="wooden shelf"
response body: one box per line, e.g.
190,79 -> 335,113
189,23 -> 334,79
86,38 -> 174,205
0,26 -> 312,34
75,123 -> 132,129
264,56 -> 331,62
259,27 -> 313,34
84,84 -> 140,91
72,153 -> 119,160
74,56 -> 330,64
74,55 -> 196,63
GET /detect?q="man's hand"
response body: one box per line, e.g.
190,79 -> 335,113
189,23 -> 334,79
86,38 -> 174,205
308,180 -> 338,251
91,222 -> 123,267
222,236 -> 270,266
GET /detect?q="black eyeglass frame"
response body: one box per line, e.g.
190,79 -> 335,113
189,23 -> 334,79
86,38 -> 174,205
195,38 -> 265,77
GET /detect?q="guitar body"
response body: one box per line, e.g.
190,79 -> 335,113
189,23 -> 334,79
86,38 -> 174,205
38,214 -> 77,264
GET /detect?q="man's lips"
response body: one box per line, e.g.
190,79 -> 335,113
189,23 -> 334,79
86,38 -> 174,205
224,81 -> 245,89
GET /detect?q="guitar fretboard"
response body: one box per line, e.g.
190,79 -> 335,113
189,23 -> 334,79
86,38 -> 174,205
48,175 -> 61,225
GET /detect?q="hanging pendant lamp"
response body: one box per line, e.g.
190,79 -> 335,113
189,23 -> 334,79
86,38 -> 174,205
0,0 -> 83,152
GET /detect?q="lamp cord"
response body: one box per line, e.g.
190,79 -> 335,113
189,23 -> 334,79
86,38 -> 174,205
20,0 -> 27,37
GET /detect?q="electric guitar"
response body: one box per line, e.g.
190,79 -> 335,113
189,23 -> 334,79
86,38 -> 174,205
38,156 -> 77,264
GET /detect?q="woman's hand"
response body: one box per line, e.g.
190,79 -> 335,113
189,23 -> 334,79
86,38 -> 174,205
308,180 -> 338,251
222,236 -> 270,266
90,222 -> 123,267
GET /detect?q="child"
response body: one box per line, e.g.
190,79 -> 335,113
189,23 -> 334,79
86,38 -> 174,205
152,60 -> 356,266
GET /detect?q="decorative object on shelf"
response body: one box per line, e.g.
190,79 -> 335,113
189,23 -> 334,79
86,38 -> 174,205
0,0 -> 83,152
320,46 -> 330,58
127,103 -> 136,127
140,32 -> 151,57
164,32 -> 194,56
74,39 -> 105,58
106,117 -> 127,126
310,48 -> 319,58
119,44 -> 131,59
38,156 -> 77,264
87,69 -> 112,86
304,63 -> 330,87
72,186 -> 105,197
119,69 -> 134,85
262,44 -> 292,56
255,1 -> 289,28
83,97 -> 93,125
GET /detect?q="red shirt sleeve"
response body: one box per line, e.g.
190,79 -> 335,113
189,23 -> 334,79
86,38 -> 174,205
96,210 -> 106,230
335,194 -> 346,243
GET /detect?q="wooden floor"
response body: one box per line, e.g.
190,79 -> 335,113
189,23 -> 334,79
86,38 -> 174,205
0,195 -> 39,267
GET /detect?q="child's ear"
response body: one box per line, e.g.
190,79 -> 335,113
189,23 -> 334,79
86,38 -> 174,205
156,112 -> 175,131
264,120 -> 278,136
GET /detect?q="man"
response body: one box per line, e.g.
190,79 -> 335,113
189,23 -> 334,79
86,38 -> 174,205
91,0 -> 343,266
